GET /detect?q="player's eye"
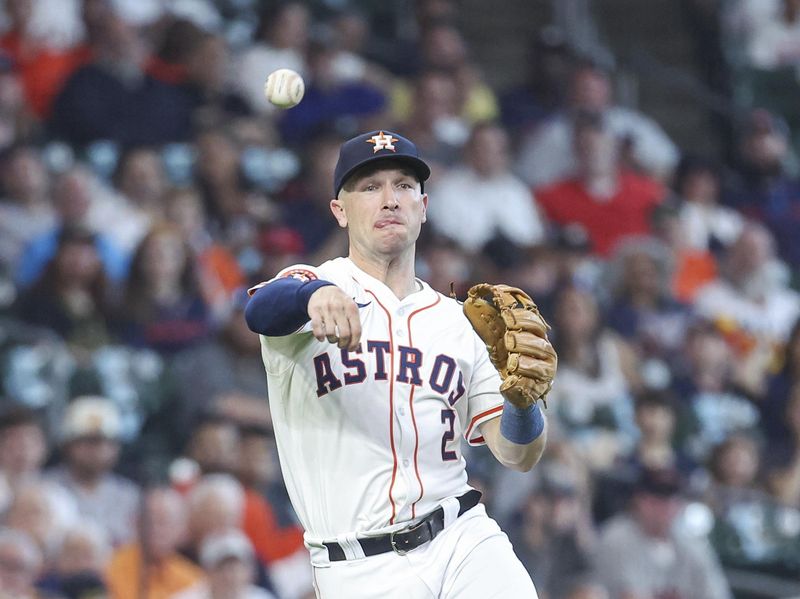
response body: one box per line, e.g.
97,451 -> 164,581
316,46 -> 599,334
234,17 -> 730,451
364,183 -> 378,191
398,182 -> 413,190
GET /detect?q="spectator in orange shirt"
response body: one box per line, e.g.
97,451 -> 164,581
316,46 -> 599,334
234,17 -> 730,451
106,487 -> 203,599
0,0 -> 89,118
535,112 -> 665,257
238,425 -> 304,565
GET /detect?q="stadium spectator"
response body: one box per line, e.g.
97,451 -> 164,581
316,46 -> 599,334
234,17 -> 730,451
173,529 -> 278,599
499,26 -> 573,135
184,413 -> 240,476
0,527 -> 44,598
397,69 -> 467,168
727,109 -> 800,269
535,112 -> 666,257
183,474 -> 246,563
49,5 -> 192,146
15,226 -> 115,351
693,223 -> 800,394
114,223 -> 212,354
45,396 -> 139,547
427,122 -> 546,253
0,405 -> 47,511
547,284 -> 640,470
592,468 -> 732,599
167,298 -> 267,437
106,486 -> 203,599
235,2 -> 310,115
673,155 -> 744,253
5,480 -> 78,565
705,433 -> 768,512
89,145 -> 169,255
0,0 -> 88,119
761,317 -> 800,438
0,144 -> 54,270
279,132 -> 348,261
604,236 -> 690,362
165,185 -> 245,300
624,391 -> 694,475
15,167 -> 128,288
418,21 -> 499,124
38,521 -> 111,598
765,385 -> 800,506
516,61 -> 679,187
238,425 -> 305,566
277,38 -> 387,145
510,465 -> 595,599
193,128 -> 272,246
669,322 -> 760,460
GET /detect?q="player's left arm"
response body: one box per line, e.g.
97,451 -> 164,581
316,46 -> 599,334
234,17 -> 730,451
480,405 -> 547,472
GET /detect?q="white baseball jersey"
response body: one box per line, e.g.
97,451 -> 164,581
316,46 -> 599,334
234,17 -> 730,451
250,257 -> 505,557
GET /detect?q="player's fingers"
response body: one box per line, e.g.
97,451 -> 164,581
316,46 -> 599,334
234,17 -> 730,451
309,310 -> 326,342
334,316 -> 352,349
322,316 -> 340,345
345,304 -> 362,352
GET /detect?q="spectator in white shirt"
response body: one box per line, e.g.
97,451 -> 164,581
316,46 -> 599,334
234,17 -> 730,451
235,3 -> 309,114
427,122 -> 546,253
674,155 -> 744,252
515,61 -> 679,187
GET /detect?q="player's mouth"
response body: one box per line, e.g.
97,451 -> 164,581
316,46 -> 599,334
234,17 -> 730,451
374,218 -> 404,229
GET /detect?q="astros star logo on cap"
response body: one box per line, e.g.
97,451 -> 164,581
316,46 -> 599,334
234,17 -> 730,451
366,131 -> 398,153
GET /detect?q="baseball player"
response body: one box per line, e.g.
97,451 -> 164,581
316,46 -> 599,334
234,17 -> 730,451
245,130 -> 556,598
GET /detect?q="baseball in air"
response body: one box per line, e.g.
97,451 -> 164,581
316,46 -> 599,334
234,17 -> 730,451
264,68 -> 305,109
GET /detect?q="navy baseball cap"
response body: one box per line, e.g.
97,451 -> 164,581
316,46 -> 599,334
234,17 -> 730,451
333,130 -> 431,197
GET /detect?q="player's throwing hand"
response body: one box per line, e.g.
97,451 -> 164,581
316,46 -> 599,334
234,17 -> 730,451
307,285 -> 362,351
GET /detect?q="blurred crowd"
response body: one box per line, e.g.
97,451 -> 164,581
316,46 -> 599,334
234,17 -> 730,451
1,0 -> 800,598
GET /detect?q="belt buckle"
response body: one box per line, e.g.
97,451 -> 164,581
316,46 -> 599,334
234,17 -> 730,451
389,529 -> 408,556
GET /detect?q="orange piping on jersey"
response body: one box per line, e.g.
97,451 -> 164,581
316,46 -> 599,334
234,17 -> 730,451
407,294 -> 442,519
365,288 -> 399,525
464,405 -> 504,442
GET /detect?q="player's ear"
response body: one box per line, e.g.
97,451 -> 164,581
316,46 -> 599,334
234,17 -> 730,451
330,198 -> 348,228
421,193 -> 428,224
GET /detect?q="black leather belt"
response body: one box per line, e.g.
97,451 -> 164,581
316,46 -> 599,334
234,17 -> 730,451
323,490 -> 481,561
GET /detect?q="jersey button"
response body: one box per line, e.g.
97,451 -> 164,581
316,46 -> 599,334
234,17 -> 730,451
398,407 -> 406,415
395,329 -> 405,337
402,459 -> 410,467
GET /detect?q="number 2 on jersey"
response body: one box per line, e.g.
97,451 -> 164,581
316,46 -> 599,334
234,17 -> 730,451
440,409 -> 457,461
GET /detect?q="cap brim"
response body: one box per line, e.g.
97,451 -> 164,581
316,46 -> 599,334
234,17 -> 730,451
336,155 -> 431,197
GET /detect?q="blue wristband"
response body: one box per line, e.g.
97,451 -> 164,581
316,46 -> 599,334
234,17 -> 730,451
500,401 -> 545,444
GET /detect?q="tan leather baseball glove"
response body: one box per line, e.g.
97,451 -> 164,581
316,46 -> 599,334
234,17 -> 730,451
463,284 -> 557,409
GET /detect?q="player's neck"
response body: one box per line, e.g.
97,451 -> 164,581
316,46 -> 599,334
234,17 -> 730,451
348,248 -> 417,299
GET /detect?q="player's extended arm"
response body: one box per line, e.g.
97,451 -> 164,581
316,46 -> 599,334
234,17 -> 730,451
480,405 -> 547,472
245,278 -> 362,350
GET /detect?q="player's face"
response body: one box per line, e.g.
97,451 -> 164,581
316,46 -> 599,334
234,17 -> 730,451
331,166 -> 428,258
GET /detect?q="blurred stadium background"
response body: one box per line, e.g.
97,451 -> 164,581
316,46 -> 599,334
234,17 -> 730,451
1,0 -> 800,597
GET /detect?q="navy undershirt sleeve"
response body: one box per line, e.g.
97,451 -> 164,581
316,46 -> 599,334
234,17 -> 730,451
245,278 -> 335,336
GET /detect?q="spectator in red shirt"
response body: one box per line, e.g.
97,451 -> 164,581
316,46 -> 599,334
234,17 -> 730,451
535,113 -> 665,257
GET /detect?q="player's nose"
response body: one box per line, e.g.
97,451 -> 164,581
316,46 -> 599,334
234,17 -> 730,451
381,186 -> 400,210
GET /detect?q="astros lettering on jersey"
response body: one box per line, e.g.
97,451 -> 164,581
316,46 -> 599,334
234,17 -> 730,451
249,257 -> 505,564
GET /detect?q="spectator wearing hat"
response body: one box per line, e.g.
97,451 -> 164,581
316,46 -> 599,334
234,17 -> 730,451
44,396 -> 140,548
171,529 -> 277,599
106,486 -> 203,599
592,468 -> 731,599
